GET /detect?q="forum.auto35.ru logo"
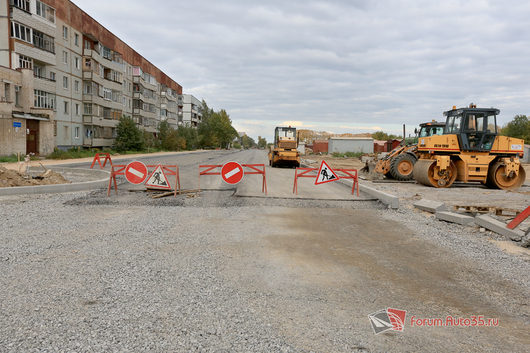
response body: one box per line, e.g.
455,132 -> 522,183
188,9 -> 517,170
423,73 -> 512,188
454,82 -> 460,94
368,308 -> 407,334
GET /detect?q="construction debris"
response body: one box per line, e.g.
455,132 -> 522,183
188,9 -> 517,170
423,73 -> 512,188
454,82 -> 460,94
0,166 -> 69,188
453,205 -> 521,216
435,211 -> 475,226
474,215 -> 525,242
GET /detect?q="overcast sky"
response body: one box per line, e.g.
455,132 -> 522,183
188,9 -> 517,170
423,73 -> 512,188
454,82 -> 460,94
73,0 -> 530,141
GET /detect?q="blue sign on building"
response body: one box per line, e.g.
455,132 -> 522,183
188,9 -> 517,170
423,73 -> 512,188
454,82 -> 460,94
13,121 -> 22,128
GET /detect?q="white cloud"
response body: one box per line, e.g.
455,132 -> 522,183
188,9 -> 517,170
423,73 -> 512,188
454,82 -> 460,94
72,0 -> 530,142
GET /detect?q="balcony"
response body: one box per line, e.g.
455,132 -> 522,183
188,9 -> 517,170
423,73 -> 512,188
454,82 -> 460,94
83,115 -> 119,128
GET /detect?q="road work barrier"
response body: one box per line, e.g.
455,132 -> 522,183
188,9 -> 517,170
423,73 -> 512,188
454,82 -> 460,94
198,163 -> 267,194
507,205 -> 530,230
107,164 -> 180,197
90,153 -> 113,169
293,167 -> 359,196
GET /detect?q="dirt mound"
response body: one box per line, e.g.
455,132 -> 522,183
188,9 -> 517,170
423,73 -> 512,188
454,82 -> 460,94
0,166 -> 70,187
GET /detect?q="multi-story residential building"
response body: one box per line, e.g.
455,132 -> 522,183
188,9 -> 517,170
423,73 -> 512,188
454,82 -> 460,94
0,65 -> 54,156
0,0 -> 183,155
181,94 -> 202,127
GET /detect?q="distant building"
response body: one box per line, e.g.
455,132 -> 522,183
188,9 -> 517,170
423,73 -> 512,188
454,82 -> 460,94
181,94 -> 202,127
328,137 -> 374,154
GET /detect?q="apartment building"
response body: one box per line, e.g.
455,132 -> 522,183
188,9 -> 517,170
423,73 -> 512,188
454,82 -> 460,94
181,94 -> 202,127
0,0 -> 183,155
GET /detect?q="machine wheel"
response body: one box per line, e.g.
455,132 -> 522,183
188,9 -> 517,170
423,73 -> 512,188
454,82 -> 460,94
487,162 -> 526,190
413,159 -> 457,188
389,153 -> 417,181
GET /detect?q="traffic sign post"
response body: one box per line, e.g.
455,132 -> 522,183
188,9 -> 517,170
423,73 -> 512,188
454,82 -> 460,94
107,163 -> 181,197
293,165 -> 359,196
315,160 -> 340,185
198,163 -> 267,194
221,161 -> 244,185
145,165 -> 172,190
125,161 -> 148,184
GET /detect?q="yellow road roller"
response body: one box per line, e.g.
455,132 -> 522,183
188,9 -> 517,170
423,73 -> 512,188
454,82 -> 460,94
413,104 -> 526,189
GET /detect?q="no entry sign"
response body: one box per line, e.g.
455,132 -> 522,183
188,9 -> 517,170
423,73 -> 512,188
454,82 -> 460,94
125,161 -> 148,184
221,161 -> 244,185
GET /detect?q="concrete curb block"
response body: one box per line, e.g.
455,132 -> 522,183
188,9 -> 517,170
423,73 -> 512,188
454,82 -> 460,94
301,162 -> 400,208
474,214 -> 525,242
358,183 -> 400,209
0,167 -> 110,196
436,211 -> 475,226
414,199 -> 446,213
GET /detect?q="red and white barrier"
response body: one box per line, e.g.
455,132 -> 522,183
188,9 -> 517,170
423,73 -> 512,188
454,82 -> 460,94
198,163 -> 267,194
107,164 -> 181,197
293,167 -> 359,196
90,153 -> 112,169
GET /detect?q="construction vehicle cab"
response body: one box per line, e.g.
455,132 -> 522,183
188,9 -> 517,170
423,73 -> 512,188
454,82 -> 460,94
268,126 -> 301,167
374,121 -> 445,181
414,104 -> 525,189
444,106 -> 498,152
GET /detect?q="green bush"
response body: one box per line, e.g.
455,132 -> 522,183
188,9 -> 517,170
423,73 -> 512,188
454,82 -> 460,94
332,152 -> 345,158
115,116 -> 144,152
344,152 -> 363,158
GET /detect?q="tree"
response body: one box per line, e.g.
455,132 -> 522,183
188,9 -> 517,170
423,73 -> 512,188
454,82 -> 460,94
257,136 -> 267,149
143,131 -> 156,152
241,135 -> 256,149
501,115 -> 530,141
372,131 -> 399,141
208,109 -> 238,148
115,116 -> 144,151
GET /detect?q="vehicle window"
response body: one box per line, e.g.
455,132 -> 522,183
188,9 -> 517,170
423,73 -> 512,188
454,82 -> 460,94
452,116 -> 461,133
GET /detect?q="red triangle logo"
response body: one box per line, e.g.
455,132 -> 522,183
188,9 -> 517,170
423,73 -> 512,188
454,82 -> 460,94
145,165 -> 172,190
315,160 -> 340,185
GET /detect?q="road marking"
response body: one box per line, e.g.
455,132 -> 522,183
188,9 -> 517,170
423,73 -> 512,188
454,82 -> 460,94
129,167 -> 145,178
224,167 -> 241,179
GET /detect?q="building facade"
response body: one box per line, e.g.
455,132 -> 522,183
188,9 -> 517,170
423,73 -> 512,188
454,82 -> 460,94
0,0 -> 183,155
181,94 -> 202,127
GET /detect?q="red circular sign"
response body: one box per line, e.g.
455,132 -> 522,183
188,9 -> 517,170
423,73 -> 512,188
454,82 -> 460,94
221,161 -> 244,185
125,161 -> 148,184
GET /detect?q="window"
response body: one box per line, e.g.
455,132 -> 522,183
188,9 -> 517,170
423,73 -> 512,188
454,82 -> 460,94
74,56 -> 80,69
18,55 -> 33,69
74,127 -> 79,139
15,86 -> 21,107
34,90 -> 56,109
4,83 -> 10,102
83,81 -> 92,95
103,88 -> 112,100
33,64 -> 44,78
74,80 -> 79,93
63,26 -> 68,40
74,33 -> 79,46
35,1 -> 55,23
64,101 -> 69,114
63,76 -> 68,89
102,46 -> 112,60
62,51 -> 68,64
11,22 -> 32,43
83,103 -> 92,115
12,0 -> 30,12
33,30 -> 55,53
75,104 -> 80,116
49,71 -> 56,81
84,39 -> 91,50
53,121 -> 57,136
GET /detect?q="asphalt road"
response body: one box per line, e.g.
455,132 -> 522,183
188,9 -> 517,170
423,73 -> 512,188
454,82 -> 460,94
1,149 -> 528,352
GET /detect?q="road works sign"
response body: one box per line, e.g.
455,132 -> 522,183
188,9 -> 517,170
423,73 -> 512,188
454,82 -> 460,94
221,161 -> 244,185
315,160 -> 340,185
145,165 -> 172,190
125,161 -> 148,184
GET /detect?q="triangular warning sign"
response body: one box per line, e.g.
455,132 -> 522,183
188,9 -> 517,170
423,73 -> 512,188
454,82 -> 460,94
315,160 -> 340,185
145,165 -> 172,190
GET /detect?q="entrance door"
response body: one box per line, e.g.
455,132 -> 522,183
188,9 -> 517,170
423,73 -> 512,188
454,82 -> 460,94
26,120 -> 39,154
